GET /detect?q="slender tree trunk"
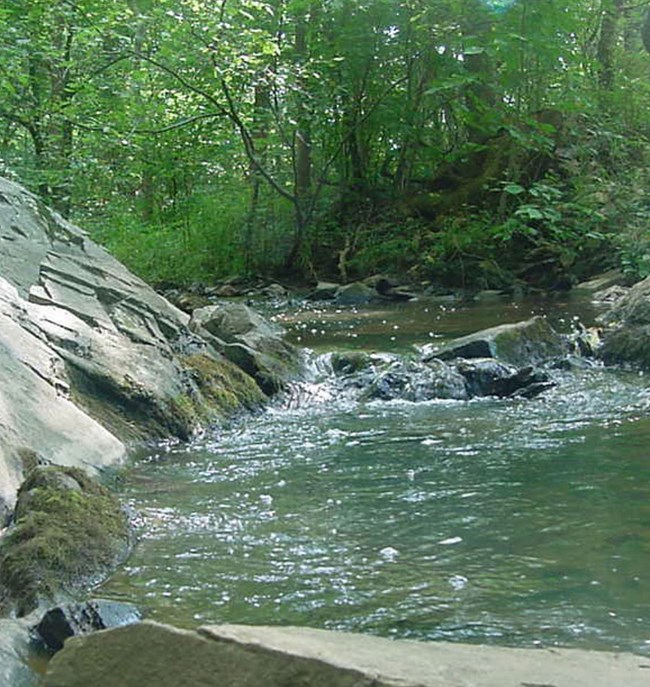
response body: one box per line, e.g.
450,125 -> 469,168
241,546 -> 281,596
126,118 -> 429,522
286,9 -> 313,270
597,0 -> 624,90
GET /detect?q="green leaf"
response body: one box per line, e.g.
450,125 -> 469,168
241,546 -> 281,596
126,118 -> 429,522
503,183 -> 526,195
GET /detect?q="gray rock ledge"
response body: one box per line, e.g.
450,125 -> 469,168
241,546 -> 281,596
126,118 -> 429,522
44,621 -> 650,687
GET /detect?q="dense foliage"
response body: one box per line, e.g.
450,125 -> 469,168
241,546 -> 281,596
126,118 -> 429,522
1,0 -> 649,288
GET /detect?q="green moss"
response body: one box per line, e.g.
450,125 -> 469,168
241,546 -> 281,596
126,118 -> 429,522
0,467 -> 130,616
183,353 -> 265,417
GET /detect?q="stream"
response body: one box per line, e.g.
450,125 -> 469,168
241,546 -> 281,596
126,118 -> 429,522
98,295 -> 650,655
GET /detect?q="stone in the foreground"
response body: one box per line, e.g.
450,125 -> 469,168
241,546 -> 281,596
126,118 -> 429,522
43,621 -> 650,687
35,599 -> 141,652
0,467 -> 130,615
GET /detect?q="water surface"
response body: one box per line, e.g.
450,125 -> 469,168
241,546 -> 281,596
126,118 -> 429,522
100,296 -> 650,655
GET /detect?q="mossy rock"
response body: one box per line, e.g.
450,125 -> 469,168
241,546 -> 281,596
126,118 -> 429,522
423,316 -> 568,367
599,325 -> 650,370
0,467 -> 130,617
181,353 -> 265,418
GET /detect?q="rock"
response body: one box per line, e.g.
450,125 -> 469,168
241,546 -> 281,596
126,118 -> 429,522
567,323 -> 602,358
422,316 -> 568,367
361,359 -> 469,402
34,599 -> 141,653
0,177 -> 263,515
362,274 -> 397,290
190,303 -> 303,394
453,358 -> 555,399
473,289 -> 505,302
0,467 -> 131,615
175,291 -> 211,312
207,284 -> 241,298
329,351 -> 374,376
334,282 -> 377,305
306,281 -> 340,301
43,621 -> 650,687
574,269 -> 627,294
0,616 -> 37,687
325,352 -> 555,403
592,284 -> 630,306
598,276 -> 650,369
260,282 -> 287,299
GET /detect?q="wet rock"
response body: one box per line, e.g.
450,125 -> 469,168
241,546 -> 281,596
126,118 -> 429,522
43,621 -> 650,687
34,599 -> 141,653
329,351 -> 374,376
0,467 -> 131,616
362,359 -> 469,402
567,323 -> 602,358
422,316 -> 568,367
334,282 -> 377,305
598,276 -> 650,369
306,281 -> 340,301
453,358 -> 555,399
191,303 -> 303,394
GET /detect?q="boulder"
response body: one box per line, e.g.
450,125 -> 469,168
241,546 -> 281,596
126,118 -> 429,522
0,616 -> 37,687
43,621 -> 650,687
0,177 -> 263,516
34,599 -> 141,653
453,359 -> 555,400
422,316 -> 568,367
191,303 -> 303,394
598,276 -> 650,369
361,358 -> 469,402
0,467 -> 131,615
334,282 -> 377,305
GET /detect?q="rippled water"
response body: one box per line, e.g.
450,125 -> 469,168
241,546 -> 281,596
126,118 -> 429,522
100,297 -> 650,655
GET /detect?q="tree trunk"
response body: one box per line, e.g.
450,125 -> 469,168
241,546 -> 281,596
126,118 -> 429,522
597,0 -> 624,90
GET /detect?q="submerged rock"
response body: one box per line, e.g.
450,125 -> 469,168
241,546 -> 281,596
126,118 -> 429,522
0,176 -> 264,516
34,599 -> 141,652
0,467 -> 131,616
421,316 -> 568,367
598,275 -> 650,369
43,621 -> 650,687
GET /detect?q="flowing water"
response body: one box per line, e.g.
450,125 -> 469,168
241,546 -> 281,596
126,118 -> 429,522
99,296 -> 650,655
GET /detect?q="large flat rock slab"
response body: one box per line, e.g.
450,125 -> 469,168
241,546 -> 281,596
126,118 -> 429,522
0,176 -> 264,516
43,621 -> 650,687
